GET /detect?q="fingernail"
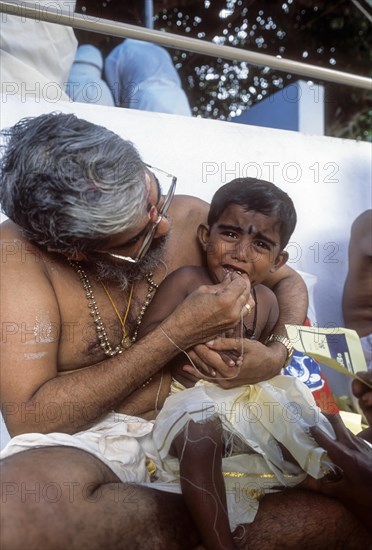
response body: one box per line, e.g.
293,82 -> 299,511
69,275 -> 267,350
206,340 -> 214,346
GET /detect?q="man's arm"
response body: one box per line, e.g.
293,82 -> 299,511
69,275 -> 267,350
342,210 -> 372,333
349,210 -> 372,258
263,264 -> 308,333
0,240 -> 177,436
310,413 -> 372,533
0,234 -> 250,435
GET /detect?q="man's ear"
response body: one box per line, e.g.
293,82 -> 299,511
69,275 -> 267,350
270,250 -> 289,273
47,247 -> 87,261
197,223 -> 211,251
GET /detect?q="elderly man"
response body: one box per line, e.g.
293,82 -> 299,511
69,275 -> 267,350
0,113 -> 369,549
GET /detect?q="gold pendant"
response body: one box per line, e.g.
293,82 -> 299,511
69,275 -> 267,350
121,335 -> 132,349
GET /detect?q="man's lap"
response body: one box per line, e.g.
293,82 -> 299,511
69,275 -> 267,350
1,445 -> 370,549
0,412 -> 154,484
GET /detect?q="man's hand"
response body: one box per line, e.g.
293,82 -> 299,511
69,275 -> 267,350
182,337 -> 285,387
163,272 -> 251,349
310,413 -> 372,532
352,371 -> 372,429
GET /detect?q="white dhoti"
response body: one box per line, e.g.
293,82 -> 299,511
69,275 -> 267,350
0,376 -> 336,530
0,412 -> 156,484
151,375 -> 336,529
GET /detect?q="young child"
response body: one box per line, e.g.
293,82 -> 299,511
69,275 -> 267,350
139,178 -> 334,550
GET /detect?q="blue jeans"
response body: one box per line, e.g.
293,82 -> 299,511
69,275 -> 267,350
66,40 -> 191,116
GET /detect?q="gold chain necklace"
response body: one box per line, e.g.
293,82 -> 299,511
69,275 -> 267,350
100,280 -> 134,349
69,261 -> 158,357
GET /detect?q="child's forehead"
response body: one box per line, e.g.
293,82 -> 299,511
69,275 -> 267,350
216,202 -> 277,224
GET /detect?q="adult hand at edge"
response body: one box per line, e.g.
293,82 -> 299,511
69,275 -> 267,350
352,370 -> 372,428
310,413 -> 372,532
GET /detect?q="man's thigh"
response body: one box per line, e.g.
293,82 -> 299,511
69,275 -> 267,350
235,489 -> 371,549
1,447 -> 370,549
0,446 -> 200,550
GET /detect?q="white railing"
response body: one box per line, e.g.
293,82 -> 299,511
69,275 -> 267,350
0,0 -> 371,90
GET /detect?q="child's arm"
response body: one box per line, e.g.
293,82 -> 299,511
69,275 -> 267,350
138,266 -> 210,338
138,266 -> 212,387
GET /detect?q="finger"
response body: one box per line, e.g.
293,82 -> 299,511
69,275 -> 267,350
206,336 -> 243,352
242,293 -> 256,317
182,364 -> 204,379
189,344 -> 232,373
219,351 -> 240,367
198,278 -> 230,295
310,425 -> 358,467
352,371 -> 372,397
184,351 -> 217,378
320,413 -> 357,445
227,274 -> 251,298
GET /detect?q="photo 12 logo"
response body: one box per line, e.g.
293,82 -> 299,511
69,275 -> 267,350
201,161 -> 339,185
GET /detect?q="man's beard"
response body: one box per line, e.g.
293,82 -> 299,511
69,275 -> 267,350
92,235 -> 168,289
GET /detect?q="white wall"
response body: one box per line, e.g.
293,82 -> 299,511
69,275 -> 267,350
1,95 -> 371,448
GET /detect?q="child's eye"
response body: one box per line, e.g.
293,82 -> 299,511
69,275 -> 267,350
254,240 -> 270,250
221,231 -> 239,239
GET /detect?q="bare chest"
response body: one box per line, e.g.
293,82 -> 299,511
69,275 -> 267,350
53,265 -> 162,372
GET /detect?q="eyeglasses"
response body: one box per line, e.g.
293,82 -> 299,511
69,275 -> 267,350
102,164 -> 177,263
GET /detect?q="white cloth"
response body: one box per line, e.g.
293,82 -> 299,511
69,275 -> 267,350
0,412 -> 155,484
152,375 -> 336,529
1,1 -> 78,103
0,377 -> 336,530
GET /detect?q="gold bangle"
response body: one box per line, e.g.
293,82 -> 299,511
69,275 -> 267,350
265,334 -> 294,368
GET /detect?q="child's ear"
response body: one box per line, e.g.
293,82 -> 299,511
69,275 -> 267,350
197,223 -> 211,251
270,250 -> 289,273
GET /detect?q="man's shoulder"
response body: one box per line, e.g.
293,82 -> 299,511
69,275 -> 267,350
0,219 -> 42,260
165,195 -> 209,272
350,210 -> 372,258
170,195 -> 209,223
1,219 -> 25,239
352,209 -> 372,236
0,219 -> 62,278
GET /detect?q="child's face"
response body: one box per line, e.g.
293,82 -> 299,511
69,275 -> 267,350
198,203 -> 288,285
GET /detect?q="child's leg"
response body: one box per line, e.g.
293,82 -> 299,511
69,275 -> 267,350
172,418 -> 238,550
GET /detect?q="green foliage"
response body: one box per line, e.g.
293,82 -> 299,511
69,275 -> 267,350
155,0 -> 372,141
